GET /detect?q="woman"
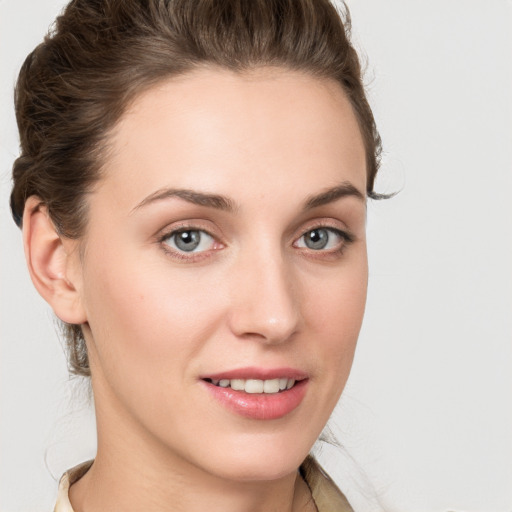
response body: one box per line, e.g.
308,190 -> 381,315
9,0 -> 382,510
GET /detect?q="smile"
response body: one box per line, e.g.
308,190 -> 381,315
204,377 -> 296,394
201,369 -> 309,420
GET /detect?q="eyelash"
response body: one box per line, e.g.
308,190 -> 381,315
157,223 -> 355,262
158,224 -> 222,261
295,225 -> 355,256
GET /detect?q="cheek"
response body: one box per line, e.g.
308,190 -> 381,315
80,247 -> 223,386
308,252 -> 367,332
303,251 -> 368,382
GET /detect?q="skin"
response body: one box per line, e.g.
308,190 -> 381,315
24,67 -> 368,512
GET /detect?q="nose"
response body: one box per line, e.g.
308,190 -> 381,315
227,250 -> 301,344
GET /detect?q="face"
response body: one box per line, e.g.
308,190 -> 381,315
75,68 -> 368,482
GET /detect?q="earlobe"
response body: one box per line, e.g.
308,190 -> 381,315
23,196 -> 87,325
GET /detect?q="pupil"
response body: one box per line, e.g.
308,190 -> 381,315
175,230 -> 200,251
306,229 -> 328,250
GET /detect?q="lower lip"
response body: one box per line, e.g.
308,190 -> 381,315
202,379 -> 308,420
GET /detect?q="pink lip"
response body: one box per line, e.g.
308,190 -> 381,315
202,366 -> 308,381
200,367 -> 309,420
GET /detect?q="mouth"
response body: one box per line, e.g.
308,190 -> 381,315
200,369 -> 309,420
203,377 -> 298,394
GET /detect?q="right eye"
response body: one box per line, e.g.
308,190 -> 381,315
294,227 -> 351,252
162,229 -> 216,253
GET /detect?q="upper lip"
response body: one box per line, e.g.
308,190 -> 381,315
201,367 -> 308,381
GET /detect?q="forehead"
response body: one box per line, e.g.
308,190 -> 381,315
98,67 -> 366,207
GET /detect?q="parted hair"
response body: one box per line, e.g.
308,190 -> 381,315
10,0 -> 382,377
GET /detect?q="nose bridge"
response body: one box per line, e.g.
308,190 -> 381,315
228,239 -> 301,343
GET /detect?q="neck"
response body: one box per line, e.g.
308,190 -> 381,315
69,447 -> 313,512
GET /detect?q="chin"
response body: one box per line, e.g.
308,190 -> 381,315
193,430 -> 315,482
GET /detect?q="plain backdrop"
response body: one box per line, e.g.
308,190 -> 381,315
1,1 -> 511,511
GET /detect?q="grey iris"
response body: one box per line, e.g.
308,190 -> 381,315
304,229 -> 329,250
175,230 -> 201,251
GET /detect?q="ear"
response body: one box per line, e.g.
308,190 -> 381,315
23,196 -> 87,325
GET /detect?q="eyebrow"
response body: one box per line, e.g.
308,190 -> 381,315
303,182 -> 365,210
131,181 -> 364,214
131,188 -> 236,213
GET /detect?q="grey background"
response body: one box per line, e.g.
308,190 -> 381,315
1,1 -> 511,510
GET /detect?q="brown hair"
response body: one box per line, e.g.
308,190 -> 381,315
10,0 -> 382,377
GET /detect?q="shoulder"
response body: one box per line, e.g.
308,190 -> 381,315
54,460 -> 93,512
300,455 -> 354,512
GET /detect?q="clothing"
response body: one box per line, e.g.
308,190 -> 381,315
300,456 -> 354,511
54,455 -> 353,512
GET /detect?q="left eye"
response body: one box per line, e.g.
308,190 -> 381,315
295,228 -> 345,251
163,229 -> 215,253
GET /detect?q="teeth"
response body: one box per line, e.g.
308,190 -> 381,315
209,377 -> 297,393
245,379 -> 264,393
230,379 -> 245,391
263,378 -> 280,393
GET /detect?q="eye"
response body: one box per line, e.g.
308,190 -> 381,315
163,229 -> 216,253
295,227 -> 348,251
